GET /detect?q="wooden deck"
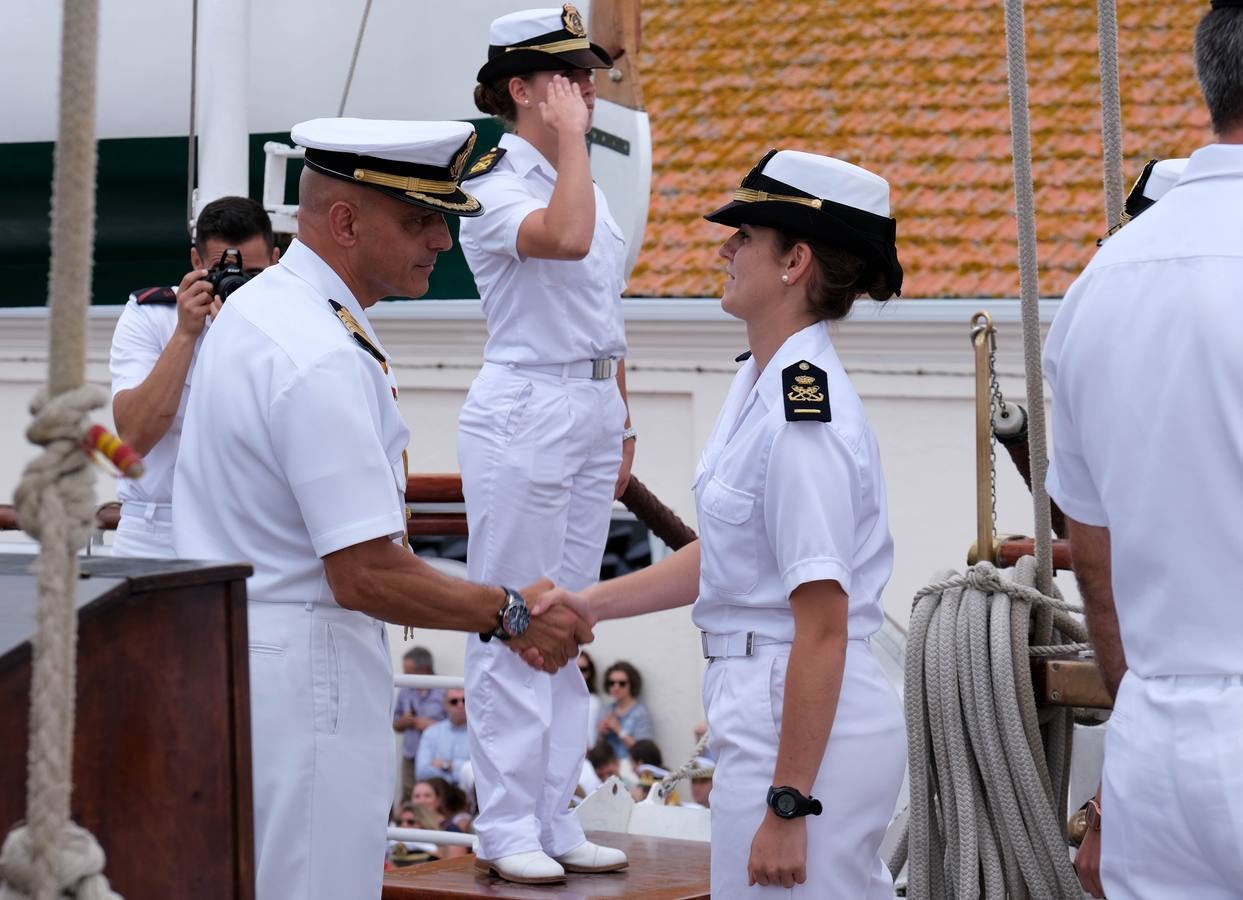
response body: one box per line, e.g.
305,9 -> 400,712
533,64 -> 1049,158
382,831 -> 710,899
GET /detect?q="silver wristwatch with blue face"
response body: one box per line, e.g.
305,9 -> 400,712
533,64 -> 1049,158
480,586 -> 530,643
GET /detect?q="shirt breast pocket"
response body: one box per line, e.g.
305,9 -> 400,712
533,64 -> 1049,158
697,475 -> 759,595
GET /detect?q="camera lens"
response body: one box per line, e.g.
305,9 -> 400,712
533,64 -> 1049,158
215,272 -> 252,301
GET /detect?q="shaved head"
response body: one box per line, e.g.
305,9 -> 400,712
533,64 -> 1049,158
294,167 -> 453,306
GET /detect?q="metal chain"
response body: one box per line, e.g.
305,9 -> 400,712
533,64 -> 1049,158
987,331 -> 1003,534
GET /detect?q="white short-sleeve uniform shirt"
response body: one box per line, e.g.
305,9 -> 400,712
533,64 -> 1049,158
458,132 -> 627,364
172,239 -> 409,600
691,320 -> 893,639
109,292 -> 204,507
1044,143 -> 1243,678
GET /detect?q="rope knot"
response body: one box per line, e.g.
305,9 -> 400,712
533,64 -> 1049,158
13,385 -> 106,548
0,822 -> 121,899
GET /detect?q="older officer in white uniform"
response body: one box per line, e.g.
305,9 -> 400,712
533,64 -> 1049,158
173,118 -> 591,900
108,197 -> 278,557
572,150 -> 907,896
1045,4 -> 1243,897
454,4 -> 630,885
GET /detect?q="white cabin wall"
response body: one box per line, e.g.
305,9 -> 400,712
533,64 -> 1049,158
0,300 -> 1078,770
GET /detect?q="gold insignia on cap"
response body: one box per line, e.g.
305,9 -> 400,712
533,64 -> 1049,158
449,132 -> 477,183
562,3 -> 586,37
733,187 -> 823,211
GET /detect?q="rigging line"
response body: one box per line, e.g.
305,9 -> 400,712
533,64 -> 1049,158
187,0 -> 199,236
1097,0 -> 1126,227
338,0 -> 375,117
1002,0 -> 1055,597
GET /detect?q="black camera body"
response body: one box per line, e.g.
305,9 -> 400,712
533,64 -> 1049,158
205,248 -> 255,302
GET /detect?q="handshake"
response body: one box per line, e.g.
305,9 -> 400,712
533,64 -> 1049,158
505,580 -> 594,673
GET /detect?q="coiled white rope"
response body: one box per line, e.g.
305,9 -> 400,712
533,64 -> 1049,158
653,731 -> 712,802
898,559 -> 1084,899
0,1 -> 119,898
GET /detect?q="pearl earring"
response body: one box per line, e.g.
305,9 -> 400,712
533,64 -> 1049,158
523,100 -> 530,107
781,274 -> 790,284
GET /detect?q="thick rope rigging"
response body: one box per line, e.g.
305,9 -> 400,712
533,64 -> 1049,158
1096,0 -> 1126,227
898,560 -> 1084,899
1002,0 -> 1054,597
0,0 -> 119,897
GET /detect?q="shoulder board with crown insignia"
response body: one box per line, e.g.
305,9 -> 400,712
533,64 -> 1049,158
329,299 -> 386,367
463,147 -> 506,181
782,360 -> 831,422
131,285 -> 177,305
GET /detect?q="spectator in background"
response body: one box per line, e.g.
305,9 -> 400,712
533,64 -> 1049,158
692,719 -> 713,761
587,740 -> 620,783
598,661 -> 654,759
415,688 -> 471,784
686,757 -> 714,809
393,646 -> 447,800
578,651 -> 605,750
388,802 -> 440,867
413,777 -> 473,858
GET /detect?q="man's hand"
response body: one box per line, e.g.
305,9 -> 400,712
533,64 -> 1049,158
614,437 -> 635,499
509,580 -> 594,673
174,268 -> 220,338
1074,790 -> 1104,897
747,812 -> 807,888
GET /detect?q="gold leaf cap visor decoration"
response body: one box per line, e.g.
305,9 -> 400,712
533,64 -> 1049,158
477,4 -> 614,84
291,118 -> 483,217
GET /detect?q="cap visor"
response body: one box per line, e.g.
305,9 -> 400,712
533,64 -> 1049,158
477,43 -> 613,83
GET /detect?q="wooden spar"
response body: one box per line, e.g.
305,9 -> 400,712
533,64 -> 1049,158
590,0 -> 644,110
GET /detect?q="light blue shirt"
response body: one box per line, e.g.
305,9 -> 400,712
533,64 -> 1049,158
414,720 -> 471,784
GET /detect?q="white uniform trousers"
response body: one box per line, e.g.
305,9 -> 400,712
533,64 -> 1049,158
703,639 -> 906,897
458,362 -> 625,860
1100,671 -> 1243,899
246,600 -> 395,900
111,501 -> 176,558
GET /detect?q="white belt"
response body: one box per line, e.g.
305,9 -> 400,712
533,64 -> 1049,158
701,631 -> 791,659
492,358 -> 616,381
120,501 -> 173,525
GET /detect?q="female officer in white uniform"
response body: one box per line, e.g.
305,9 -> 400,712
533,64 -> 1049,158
574,149 -> 907,896
456,4 -> 632,886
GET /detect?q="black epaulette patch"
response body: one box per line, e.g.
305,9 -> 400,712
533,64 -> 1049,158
782,360 -> 831,422
463,147 -> 506,180
329,299 -> 387,367
132,286 -> 176,305
735,350 -> 752,362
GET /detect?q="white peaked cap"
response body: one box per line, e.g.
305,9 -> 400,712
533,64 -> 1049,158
291,118 -> 475,168
489,7 -> 584,45
1142,157 -> 1189,203
763,150 -> 891,217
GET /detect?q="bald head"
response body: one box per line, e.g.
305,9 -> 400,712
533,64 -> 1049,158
294,167 -> 454,307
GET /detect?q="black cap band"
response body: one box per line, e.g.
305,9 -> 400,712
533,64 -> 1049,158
1211,1 -> 1243,8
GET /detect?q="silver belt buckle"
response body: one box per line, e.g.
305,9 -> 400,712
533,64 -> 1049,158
591,357 -> 612,380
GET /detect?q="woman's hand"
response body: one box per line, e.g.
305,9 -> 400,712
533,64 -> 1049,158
539,74 -> 590,137
614,436 -> 635,499
747,812 -> 807,888
1074,790 -> 1105,897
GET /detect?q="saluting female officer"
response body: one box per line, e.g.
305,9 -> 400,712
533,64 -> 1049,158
455,3 -> 632,886
572,149 -> 908,896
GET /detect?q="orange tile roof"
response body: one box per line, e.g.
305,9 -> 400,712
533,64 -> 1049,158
627,0 -> 1212,298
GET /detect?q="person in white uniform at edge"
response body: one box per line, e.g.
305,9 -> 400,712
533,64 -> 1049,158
1045,3 -> 1243,898
108,197 -> 279,557
551,149 -> 908,896
172,118 -> 594,900
454,4 -> 632,887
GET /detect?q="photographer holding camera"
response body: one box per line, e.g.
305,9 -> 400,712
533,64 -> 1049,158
108,195 -> 279,557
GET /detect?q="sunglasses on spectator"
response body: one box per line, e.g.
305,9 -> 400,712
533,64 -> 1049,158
607,679 -> 629,687
447,697 -> 465,706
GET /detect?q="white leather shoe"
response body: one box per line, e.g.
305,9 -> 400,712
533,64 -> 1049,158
554,840 -> 629,873
474,849 -> 566,884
